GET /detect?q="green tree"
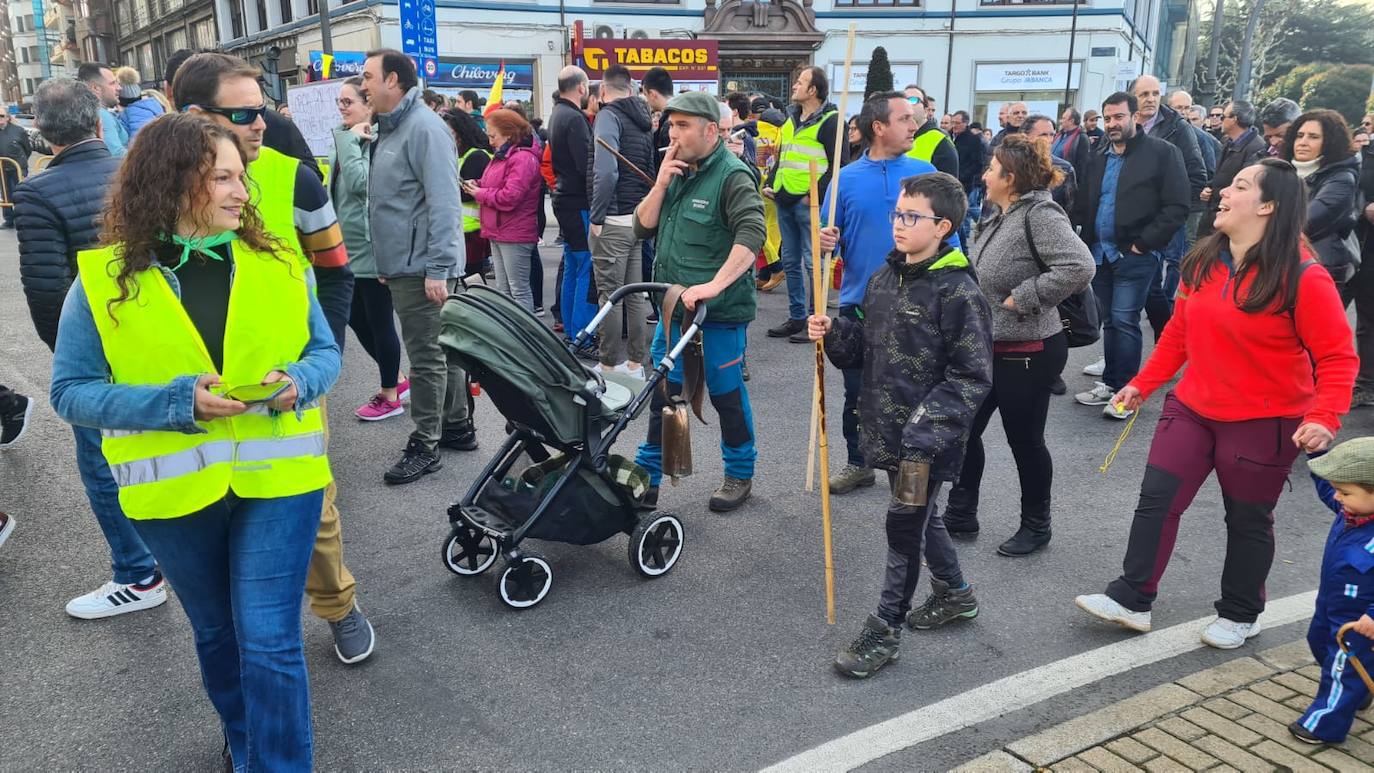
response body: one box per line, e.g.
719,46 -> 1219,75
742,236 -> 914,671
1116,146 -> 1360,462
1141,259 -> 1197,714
864,47 -> 893,101
1301,64 -> 1374,125
1259,62 -> 1333,105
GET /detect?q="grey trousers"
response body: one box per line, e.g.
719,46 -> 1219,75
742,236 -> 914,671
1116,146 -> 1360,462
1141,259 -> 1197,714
877,476 -> 964,627
490,240 -> 536,312
590,221 -> 648,367
388,276 -> 469,450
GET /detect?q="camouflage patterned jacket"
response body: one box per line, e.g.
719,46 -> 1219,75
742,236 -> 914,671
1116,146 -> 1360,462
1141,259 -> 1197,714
824,246 -> 993,480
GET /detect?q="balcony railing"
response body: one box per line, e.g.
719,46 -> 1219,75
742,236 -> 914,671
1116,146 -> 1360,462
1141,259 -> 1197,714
980,0 -> 1085,5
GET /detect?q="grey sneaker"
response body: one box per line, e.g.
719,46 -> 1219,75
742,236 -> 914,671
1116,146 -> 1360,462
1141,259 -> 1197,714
907,579 -> 978,630
708,476 -> 752,512
829,464 -> 876,495
329,604 -> 375,664
834,614 -> 901,678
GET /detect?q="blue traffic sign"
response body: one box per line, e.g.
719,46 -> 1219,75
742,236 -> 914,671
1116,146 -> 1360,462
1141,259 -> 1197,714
399,0 -> 438,82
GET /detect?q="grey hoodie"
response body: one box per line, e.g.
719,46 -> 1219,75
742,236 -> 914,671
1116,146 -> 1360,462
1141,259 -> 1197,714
367,86 -> 464,279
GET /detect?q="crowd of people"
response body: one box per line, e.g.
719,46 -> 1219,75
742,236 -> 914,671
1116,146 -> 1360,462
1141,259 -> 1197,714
1,45 -> 1373,769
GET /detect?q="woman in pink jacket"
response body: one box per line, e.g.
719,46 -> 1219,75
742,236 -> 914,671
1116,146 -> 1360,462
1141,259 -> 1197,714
463,108 -> 543,311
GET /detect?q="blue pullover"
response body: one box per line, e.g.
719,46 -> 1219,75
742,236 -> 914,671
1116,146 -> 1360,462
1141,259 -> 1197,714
822,151 -> 959,306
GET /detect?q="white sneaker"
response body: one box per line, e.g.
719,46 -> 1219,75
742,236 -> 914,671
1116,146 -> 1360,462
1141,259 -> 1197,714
66,574 -> 168,620
1083,358 -> 1106,377
1104,402 -> 1135,420
1074,593 -> 1152,632
1201,617 -> 1261,649
615,362 -> 645,380
1075,382 -> 1115,406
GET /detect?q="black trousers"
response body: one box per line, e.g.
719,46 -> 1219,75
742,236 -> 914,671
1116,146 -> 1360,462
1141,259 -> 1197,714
955,334 -> 1067,510
349,276 -> 403,390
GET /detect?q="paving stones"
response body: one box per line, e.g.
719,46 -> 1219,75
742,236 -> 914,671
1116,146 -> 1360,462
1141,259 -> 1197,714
975,649 -> 1374,772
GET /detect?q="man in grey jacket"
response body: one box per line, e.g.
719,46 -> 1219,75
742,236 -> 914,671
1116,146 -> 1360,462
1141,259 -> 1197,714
362,49 -> 474,485
588,64 -> 654,375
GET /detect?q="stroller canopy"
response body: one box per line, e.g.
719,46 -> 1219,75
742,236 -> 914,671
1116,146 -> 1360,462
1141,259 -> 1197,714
440,286 -> 616,446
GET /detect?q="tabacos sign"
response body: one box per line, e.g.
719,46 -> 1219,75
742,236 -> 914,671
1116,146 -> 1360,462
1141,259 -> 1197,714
579,40 -> 719,82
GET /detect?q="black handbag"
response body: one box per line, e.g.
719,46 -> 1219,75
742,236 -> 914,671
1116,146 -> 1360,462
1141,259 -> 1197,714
1023,202 -> 1100,348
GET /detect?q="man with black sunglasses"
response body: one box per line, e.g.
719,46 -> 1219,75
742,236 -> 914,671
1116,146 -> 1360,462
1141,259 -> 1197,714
172,52 -> 376,667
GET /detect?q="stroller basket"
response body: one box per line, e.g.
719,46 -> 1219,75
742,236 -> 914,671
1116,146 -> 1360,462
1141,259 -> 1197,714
474,453 -> 650,546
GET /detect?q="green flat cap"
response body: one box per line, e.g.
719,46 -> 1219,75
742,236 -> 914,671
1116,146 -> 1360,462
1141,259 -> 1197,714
663,91 -> 721,122
1308,437 -> 1374,486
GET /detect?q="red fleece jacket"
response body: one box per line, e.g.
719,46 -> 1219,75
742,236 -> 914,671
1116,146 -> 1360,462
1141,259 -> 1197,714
1130,251 -> 1357,433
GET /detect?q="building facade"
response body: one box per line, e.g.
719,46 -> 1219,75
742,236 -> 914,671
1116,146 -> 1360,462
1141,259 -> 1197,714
112,0 -> 216,85
218,0 -> 1188,124
8,0 -> 73,107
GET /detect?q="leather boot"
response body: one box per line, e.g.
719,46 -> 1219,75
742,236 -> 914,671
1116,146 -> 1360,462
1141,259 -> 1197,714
997,500 -> 1052,557
943,487 -> 980,540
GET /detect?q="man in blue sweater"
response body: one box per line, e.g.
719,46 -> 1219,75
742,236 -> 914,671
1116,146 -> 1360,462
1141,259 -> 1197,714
819,91 -> 940,494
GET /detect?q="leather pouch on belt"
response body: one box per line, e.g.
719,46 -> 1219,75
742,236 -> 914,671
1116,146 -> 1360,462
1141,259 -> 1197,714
661,398 -> 693,486
895,460 -> 930,507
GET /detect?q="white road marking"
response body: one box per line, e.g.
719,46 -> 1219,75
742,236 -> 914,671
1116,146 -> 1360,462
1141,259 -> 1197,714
762,591 -> 1317,773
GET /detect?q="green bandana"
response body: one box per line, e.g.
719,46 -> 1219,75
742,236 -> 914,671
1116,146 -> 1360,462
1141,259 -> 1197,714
166,231 -> 237,271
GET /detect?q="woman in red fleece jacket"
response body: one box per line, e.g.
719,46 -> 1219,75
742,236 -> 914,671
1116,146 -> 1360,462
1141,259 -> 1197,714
1075,159 -> 1358,649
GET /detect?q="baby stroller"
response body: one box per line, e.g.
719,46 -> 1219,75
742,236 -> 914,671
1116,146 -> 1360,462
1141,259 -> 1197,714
437,283 -> 707,608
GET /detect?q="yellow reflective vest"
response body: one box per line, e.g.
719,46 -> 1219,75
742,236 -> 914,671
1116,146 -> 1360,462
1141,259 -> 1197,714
460,148 -> 493,234
775,109 -> 837,195
906,129 -> 951,164
76,240 -> 332,520
248,146 -> 306,264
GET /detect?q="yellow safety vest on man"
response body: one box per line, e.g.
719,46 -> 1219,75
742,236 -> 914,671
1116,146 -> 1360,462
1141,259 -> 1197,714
906,129 -> 952,164
76,241 -> 332,520
460,148 -> 493,234
248,145 -> 306,262
775,109 -> 837,195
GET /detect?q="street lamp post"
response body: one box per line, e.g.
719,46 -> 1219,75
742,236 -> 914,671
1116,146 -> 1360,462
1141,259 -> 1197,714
1064,0 -> 1079,110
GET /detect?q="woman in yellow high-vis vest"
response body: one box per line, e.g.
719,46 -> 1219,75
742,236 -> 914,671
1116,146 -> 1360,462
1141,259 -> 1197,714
50,114 -> 341,772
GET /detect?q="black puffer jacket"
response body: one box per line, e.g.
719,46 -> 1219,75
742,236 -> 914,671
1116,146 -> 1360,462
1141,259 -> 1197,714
587,95 -> 654,223
15,139 -> 119,351
823,246 -> 993,480
1144,104 -> 1207,198
1199,127 -> 1267,236
1304,154 -> 1361,270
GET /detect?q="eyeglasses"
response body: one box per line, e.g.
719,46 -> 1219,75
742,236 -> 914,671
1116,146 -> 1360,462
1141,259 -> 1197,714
193,104 -> 268,126
338,97 -> 362,108
1210,112 -> 1224,119
889,210 -> 944,228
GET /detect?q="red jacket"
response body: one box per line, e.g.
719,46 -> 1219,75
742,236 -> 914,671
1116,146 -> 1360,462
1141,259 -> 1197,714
1130,248 -> 1357,433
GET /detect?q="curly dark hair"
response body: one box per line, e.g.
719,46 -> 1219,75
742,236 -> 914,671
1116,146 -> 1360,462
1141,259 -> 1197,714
992,134 -> 1065,195
1280,109 -> 1355,167
443,108 -> 490,154
99,112 -> 281,319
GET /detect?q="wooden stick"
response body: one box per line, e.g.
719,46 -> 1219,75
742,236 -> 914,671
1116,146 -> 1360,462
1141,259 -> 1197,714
809,159 -> 836,626
805,22 -> 858,496
595,136 -> 656,187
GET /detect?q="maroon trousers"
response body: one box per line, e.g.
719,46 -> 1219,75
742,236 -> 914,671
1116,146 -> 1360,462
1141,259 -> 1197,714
1105,393 -> 1301,623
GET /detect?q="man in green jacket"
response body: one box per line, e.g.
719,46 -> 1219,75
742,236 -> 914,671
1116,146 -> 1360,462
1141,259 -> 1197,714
633,91 -> 766,512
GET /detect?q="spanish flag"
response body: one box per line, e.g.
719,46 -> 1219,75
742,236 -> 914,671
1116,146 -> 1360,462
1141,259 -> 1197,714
484,61 -> 505,117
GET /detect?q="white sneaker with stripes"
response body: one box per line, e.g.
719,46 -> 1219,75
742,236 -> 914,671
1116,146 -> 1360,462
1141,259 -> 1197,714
65,573 -> 168,620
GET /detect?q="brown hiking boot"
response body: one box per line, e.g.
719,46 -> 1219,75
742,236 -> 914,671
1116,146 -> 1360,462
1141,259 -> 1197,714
829,464 -> 876,494
708,476 -> 752,512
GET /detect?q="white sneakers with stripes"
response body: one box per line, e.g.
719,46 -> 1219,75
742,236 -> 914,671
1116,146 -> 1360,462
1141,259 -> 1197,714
65,572 -> 168,620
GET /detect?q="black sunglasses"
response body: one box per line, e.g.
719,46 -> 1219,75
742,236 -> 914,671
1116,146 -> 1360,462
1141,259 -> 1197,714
193,104 -> 268,125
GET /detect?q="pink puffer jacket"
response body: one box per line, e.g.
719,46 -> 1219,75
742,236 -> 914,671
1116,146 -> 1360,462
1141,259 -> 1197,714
475,138 -> 543,243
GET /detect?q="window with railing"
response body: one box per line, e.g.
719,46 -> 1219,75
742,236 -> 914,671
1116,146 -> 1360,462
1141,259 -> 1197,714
979,0 -> 1085,5
833,0 -> 919,6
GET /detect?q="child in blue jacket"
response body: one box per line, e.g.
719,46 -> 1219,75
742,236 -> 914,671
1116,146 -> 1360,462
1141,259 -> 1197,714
1293,438 -> 1374,744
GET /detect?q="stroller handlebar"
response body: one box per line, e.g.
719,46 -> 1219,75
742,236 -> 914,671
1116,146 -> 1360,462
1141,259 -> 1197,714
571,283 -> 708,350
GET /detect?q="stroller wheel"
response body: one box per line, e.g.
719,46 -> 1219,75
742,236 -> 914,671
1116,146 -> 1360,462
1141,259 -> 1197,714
442,522 -> 499,576
629,513 -> 684,578
498,552 -> 553,609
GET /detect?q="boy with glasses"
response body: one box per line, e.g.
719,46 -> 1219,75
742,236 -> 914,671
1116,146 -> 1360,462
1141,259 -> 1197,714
809,172 -> 991,678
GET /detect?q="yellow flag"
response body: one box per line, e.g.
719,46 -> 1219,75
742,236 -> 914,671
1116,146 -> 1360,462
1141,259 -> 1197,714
321,53 -> 335,80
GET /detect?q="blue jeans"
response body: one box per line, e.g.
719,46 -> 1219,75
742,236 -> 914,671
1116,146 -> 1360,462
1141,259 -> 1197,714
130,490 -> 325,773
73,425 -> 156,585
1144,226 -> 1186,338
775,198 -> 813,321
554,207 -> 596,336
636,321 -> 757,483
1092,250 -> 1161,390
960,187 -> 984,248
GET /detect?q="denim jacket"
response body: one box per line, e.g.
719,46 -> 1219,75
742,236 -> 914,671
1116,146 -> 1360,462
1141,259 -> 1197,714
51,257 -> 341,434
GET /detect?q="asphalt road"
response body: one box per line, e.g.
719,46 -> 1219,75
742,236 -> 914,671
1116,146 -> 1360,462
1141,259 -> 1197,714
1,231 -> 1363,771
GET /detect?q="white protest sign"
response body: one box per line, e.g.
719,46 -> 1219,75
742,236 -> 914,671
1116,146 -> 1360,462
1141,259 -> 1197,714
287,79 -> 346,159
